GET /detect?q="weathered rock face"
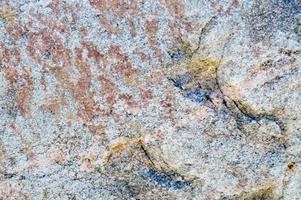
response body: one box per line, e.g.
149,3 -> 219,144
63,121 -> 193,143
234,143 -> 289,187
0,0 -> 300,199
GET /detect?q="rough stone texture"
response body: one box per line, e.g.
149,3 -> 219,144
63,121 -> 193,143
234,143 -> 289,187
0,0 -> 301,199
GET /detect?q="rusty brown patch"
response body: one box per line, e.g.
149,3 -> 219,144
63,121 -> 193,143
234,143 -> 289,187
288,161 -> 296,171
40,96 -> 67,122
27,30 -> 65,64
15,68 -> 34,117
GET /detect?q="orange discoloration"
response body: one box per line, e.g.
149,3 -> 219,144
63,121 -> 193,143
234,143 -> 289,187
0,45 -> 20,69
98,75 -> 117,105
4,67 -> 18,84
29,1 -> 79,36
154,48 -> 164,62
90,0 -> 140,35
145,19 -> 159,46
125,70 -> 141,86
78,96 -> 95,121
100,17 -> 122,34
146,19 -> 159,35
87,123 -> 105,135
0,0 -> 198,129
89,0 -> 106,13
27,30 -> 65,64
168,20 -> 181,39
120,93 -> 141,115
83,42 -> 106,67
40,41 -> 106,122
162,0 -> 185,17
140,88 -> 153,100
145,19 -> 165,62
136,50 -> 151,62
6,24 -> 25,41
103,137 -> 143,163
115,61 -> 136,77
98,75 -> 115,89
108,45 -> 124,60
15,68 -> 34,117
40,96 -> 66,122
108,45 -> 140,80
140,88 -> 153,107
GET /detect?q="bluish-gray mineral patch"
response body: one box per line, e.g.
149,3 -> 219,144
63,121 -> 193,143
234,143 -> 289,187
145,169 -> 189,190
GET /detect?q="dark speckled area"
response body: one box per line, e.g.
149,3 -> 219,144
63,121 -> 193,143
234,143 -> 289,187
183,88 -> 207,103
145,169 -> 190,190
244,0 -> 301,40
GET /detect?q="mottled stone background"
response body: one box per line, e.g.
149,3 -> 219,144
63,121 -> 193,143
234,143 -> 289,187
0,0 -> 301,199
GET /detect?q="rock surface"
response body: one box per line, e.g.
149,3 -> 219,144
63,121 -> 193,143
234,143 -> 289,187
0,0 -> 301,199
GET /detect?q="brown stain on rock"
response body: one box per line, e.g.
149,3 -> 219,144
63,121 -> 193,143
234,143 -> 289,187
14,68 -> 34,117
39,96 -> 67,123
242,184 -> 280,200
287,161 -> 296,171
186,58 -> 219,90
103,137 -> 143,163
